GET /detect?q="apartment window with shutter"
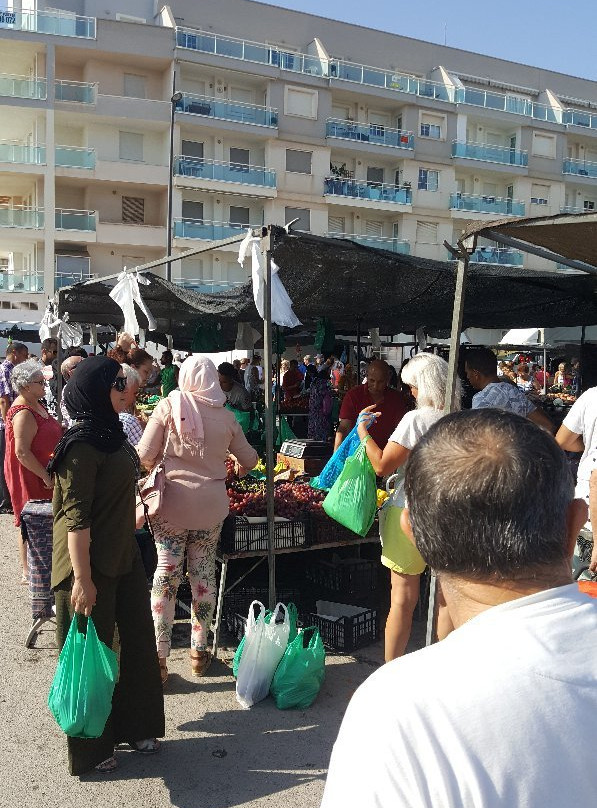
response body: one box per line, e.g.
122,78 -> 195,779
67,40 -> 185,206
365,220 -> 383,237
367,167 -> 384,185
418,168 -> 439,191
531,183 -> 549,205
285,206 -> 310,232
328,215 -> 345,233
284,86 -> 318,119
123,74 -> 146,99
182,140 -> 204,158
286,149 -> 312,174
182,201 -> 203,220
532,132 -> 556,159
230,147 -> 250,168
119,131 -> 143,162
419,112 -> 444,139
122,196 -> 145,224
229,206 -> 250,226
416,220 -> 439,243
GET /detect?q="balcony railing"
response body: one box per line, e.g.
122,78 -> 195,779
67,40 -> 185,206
324,177 -> 412,204
452,140 -> 528,167
562,158 -> 597,178
560,205 -> 594,214
450,192 -> 525,217
325,232 -> 410,254
55,145 -> 95,169
0,73 -> 46,100
55,80 -> 96,104
0,7 -> 96,38
0,141 -> 46,165
326,119 -> 414,150
175,93 -> 278,128
174,156 -> 276,187
563,109 -> 597,130
0,206 -> 44,228
55,271 -> 93,289
173,219 -> 254,240
0,270 -> 44,292
454,87 -> 558,122
469,247 -> 524,266
172,278 -> 246,294
55,209 -> 96,231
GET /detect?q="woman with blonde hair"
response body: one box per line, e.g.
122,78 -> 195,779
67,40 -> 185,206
137,355 -> 258,684
357,352 -> 461,661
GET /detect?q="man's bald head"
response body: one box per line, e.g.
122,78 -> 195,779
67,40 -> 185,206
61,355 -> 83,379
366,359 -> 391,400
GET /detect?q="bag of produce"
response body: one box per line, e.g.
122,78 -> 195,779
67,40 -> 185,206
47,615 -> 118,738
236,601 -> 291,708
233,602 -> 298,678
270,627 -> 326,710
322,442 -> 377,536
311,425 -> 361,490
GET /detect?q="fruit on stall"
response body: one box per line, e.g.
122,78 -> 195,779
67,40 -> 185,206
227,480 -> 326,518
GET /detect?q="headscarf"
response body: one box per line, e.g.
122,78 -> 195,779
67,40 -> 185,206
48,356 -> 132,474
168,354 -> 226,455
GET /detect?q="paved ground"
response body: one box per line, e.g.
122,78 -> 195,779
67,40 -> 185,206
2,514 -> 425,808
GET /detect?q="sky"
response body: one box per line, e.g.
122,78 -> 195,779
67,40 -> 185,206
255,0 -> 597,83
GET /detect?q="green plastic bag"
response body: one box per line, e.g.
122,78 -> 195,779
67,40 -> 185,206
322,442 -> 377,536
47,615 -> 118,738
225,404 -> 253,434
270,627 -> 326,710
233,602 -> 298,679
275,416 -> 297,450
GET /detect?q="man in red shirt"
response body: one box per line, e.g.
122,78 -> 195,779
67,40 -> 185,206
335,359 -> 410,450
282,358 -> 304,400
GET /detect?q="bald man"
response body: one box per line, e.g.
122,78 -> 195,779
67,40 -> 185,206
59,354 -> 84,427
335,359 -> 410,450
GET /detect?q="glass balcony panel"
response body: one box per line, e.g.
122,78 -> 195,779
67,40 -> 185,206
0,142 -> 46,164
55,80 -> 95,103
55,209 -> 96,231
564,109 -> 597,129
449,193 -> 525,216
0,74 -> 46,99
176,94 -> 277,127
243,42 -> 269,64
326,232 -> 410,254
326,119 -> 414,150
172,278 -> 245,294
562,158 -> 597,178
55,272 -> 93,288
173,219 -> 251,240
55,146 -> 95,169
451,141 -> 528,166
324,177 -> 412,204
469,247 -> 524,266
175,157 -> 275,187
0,8 -> 95,37
0,270 -> 44,292
0,207 -> 44,228
215,36 -> 244,59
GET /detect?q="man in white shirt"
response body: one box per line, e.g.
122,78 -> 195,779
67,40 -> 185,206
322,409 -> 596,808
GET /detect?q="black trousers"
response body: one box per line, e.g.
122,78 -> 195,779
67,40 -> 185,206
0,428 -> 12,510
54,552 -> 165,776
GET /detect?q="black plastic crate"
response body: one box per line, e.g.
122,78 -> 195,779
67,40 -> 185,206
174,580 -> 192,620
221,515 -> 311,554
309,600 -> 378,652
224,586 -> 302,617
310,515 -> 379,545
305,558 -> 378,600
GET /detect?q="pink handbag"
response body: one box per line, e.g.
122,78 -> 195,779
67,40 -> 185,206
135,424 -> 170,530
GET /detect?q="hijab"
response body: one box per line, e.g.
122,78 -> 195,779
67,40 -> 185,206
48,356 -> 132,474
168,354 -> 226,455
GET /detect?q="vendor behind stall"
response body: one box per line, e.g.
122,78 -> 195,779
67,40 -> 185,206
218,362 -> 252,411
282,359 -> 304,401
334,359 -> 411,450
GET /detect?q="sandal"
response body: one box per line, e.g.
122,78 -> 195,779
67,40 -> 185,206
95,756 -> 118,773
129,738 -> 160,755
190,649 -> 212,677
158,657 -> 168,686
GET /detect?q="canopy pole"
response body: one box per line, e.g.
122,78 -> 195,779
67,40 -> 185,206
261,229 -> 276,611
56,338 -> 63,425
541,328 -> 547,395
356,318 -> 362,376
426,237 -> 474,648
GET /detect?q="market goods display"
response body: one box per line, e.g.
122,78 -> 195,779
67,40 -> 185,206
279,394 -> 309,413
137,393 -> 161,416
227,480 -> 326,519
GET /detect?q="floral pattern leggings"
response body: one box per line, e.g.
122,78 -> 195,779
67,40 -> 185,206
151,517 -> 222,657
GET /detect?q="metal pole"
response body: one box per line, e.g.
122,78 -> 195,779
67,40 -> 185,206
541,328 -> 547,395
356,318 -> 362,379
262,232 -> 276,611
166,72 -> 180,283
56,337 -> 63,426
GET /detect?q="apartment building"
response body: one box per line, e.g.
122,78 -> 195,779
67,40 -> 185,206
1,0 -> 597,325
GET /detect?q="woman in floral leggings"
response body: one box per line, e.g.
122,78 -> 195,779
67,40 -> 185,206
137,356 -> 258,684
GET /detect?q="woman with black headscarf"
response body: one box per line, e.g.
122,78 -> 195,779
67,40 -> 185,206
49,357 -> 164,775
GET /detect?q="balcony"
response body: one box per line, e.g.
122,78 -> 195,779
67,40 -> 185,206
55,271 -> 93,289
454,87 -> 558,122
562,158 -> 597,178
560,206 -> 593,214
325,232 -> 410,254
0,206 -> 44,228
324,177 -> 412,205
469,247 -> 524,266
0,73 -> 46,100
55,209 -> 96,231
452,140 -> 528,167
55,80 -> 96,104
175,93 -> 278,128
563,109 -> 597,130
331,63 -> 450,101
0,270 -> 44,292
173,219 -> 252,240
174,156 -> 276,188
173,278 -> 246,294
55,145 -> 95,169
0,7 -> 96,38
450,192 -> 525,217
326,119 -> 414,150
0,141 -> 46,165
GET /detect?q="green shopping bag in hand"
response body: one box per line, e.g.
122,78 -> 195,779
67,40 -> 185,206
48,614 -> 118,738
270,627 -> 326,710
322,442 -> 377,536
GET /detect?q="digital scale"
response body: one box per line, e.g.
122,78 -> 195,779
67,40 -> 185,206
278,439 -> 332,475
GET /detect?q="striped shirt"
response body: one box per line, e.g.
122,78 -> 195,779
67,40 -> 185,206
0,359 -> 14,429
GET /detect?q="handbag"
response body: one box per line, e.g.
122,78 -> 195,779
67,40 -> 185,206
135,421 -> 171,530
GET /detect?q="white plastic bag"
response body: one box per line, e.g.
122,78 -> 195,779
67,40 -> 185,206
236,600 -> 290,709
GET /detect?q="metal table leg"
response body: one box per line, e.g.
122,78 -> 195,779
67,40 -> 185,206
211,557 -> 228,659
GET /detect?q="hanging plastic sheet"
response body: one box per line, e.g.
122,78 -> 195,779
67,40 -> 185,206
109,271 -> 157,337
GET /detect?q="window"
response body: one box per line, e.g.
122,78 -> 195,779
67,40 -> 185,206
366,167 -> 384,185
418,168 -> 439,191
328,215 -> 345,233
121,196 -> 144,224
119,131 -> 143,161
532,133 -> 556,159
182,200 -> 203,221
332,105 -> 351,121
531,183 -> 550,205
394,169 -> 403,186
584,200 -> 595,211
229,87 -> 253,104
182,140 -> 204,159
123,74 -> 146,99
396,115 -> 403,131
230,147 -> 250,168
419,112 -> 444,139
285,206 -> 310,232
229,206 -> 250,226
365,220 -> 383,237
416,221 -> 439,244
284,86 -> 318,119
285,149 -> 312,174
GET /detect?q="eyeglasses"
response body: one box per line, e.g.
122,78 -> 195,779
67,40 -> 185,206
30,378 -> 45,386
112,376 -> 127,392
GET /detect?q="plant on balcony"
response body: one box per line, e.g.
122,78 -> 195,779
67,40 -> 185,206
330,162 -> 350,178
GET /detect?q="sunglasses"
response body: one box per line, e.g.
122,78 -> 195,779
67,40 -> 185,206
112,376 -> 127,392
